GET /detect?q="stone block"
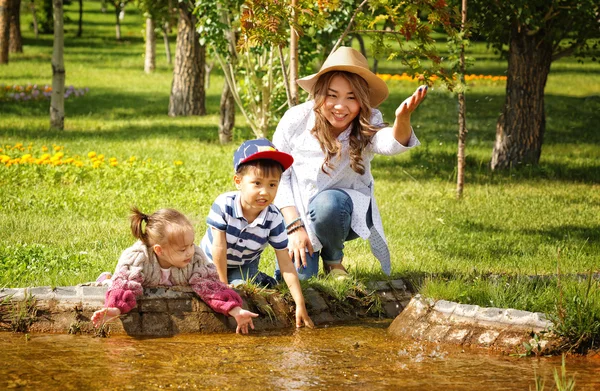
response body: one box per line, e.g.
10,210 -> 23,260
383,302 -> 402,318
427,309 -> 452,324
120,312 -> 142,335
168,299 -> 193,313
452,304 -> 480,319
141,312 -> 172,336
444,328 -> 470,345
501,309 -> 536,326
1,288 -> 27,301
475,307 -> 504,324
389,279 -> 408,291
171,312 -> 201,334
475,330 -> 500,347
54,287 -> 80,300
377,290 -> 397,303
531,312 -> 553,330
410,321 -> 430,340
80,286 -> 106,310
366,281 -> 390,291
138,299 -> 168,313
495,331 -> 527,349
311,311 -> 335,325
29,287 -> 56,301
424,324 -> 451,342
433,300 -> 457,315
304,288 -> 329,313
266,295 -> 291,326
199,312 -> 229,333
192,298 -> 212,313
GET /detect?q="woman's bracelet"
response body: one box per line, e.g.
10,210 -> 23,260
287,222 -> 305,235
285,217 -> 302,229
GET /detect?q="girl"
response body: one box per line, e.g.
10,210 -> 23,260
91,207 -> 258,334
272,46 -> 427,280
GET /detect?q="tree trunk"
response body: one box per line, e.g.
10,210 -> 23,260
30,0 -> 38,38
289,0 -> 298,106
0,0 -> 9,64
456,0 -> 467,199
144,17 -> 155,73
218,80 -> 235,144
50,0 -> 65,130
490,25 -> 553,170
9,0 -> 22,53
162,23 -> 171,64
76,0 -> 82,37
114,5 -> 121,40
168,2 -> 205,116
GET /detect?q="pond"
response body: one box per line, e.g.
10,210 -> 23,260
1,321 -> 598,390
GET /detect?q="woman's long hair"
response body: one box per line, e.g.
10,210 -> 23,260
311,71 -> 383,175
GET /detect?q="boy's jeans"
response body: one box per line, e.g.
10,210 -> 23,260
275,189 -> 372,281
228,261 -> 259,287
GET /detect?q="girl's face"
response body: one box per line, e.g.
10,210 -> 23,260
322,74 -> 361,134
154,229 -> 195,269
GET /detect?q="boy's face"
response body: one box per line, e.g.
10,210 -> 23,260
234,167 -> 281,217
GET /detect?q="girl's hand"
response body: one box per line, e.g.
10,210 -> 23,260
287,227 -> 314,270
395,85 -> 428,120
91,307 -> 121,327
295,305 -> 314,329
229,306 -> 259,335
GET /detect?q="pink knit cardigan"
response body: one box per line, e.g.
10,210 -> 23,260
104,241 -> 242,315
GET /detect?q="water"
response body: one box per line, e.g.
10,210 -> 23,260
1,321 -> 599,390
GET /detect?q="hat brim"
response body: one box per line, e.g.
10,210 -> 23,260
238,150 -> 294,171
297,65 -> 389,108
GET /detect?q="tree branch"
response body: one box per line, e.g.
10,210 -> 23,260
331,0 -> 369,55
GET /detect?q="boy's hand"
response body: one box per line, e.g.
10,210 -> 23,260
229,306 -> 259,335
295,306 -> 314,329
91,307 -> 121,327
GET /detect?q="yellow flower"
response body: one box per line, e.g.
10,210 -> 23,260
64,158 -> 74,164
93,161 -> 102,168
53,145 -> 61,152
174,160 -> 183,166
21,154 -> 32,162
14,143 -> 23,148
88,151 -> 97,158
74,161 -> 84,167
110,161 -> 118,167
128,156 -> 136,163
42,146 -> 48,152
40,153 -> 50,161
109,157 -> 117,163
0,155 -> 10,164
97,154 -> 105,160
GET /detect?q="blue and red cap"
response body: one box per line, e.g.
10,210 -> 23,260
233,138 -> 294,172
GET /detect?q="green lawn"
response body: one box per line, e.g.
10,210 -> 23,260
1,0 -> 599,350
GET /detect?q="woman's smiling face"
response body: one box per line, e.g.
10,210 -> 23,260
322,74 -> 361,134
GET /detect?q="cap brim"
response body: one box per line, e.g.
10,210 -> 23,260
239,150 -> 294,171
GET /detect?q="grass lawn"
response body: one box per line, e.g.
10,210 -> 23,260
1,0 -> 599,350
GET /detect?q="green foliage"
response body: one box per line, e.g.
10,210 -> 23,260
464,0 -> 600,60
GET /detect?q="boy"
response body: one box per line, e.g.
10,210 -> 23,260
201,138 -> 313,328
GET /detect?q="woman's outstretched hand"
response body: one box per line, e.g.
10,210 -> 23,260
395,85 -> 428,119
91,307 -> 121,327
229,306 -> 259,335
287,227 -> 314,270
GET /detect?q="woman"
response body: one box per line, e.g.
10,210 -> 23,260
273,46 -> 427,280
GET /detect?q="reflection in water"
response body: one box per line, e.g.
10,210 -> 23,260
1,321 -> 599,390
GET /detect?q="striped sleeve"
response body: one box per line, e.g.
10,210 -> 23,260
268,208 -> 288,250
206,197 -> 228,231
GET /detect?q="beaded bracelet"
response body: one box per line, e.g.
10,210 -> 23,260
285,217 -> 302,229
287,222 -> 305,235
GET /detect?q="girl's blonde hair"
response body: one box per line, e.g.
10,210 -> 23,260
129,207 -> 193,247
311,71 -> 384,175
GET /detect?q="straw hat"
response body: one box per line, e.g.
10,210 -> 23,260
296,46 -> 389,107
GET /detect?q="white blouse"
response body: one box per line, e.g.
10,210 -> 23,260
272,101 -> 420,274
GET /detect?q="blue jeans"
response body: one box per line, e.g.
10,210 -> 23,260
227,260 -> 259,287
275,189 -> 372,281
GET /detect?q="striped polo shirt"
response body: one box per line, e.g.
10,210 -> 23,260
201,191 -> 288,267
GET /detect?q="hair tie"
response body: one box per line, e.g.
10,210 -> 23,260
141,214 -> 149,222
